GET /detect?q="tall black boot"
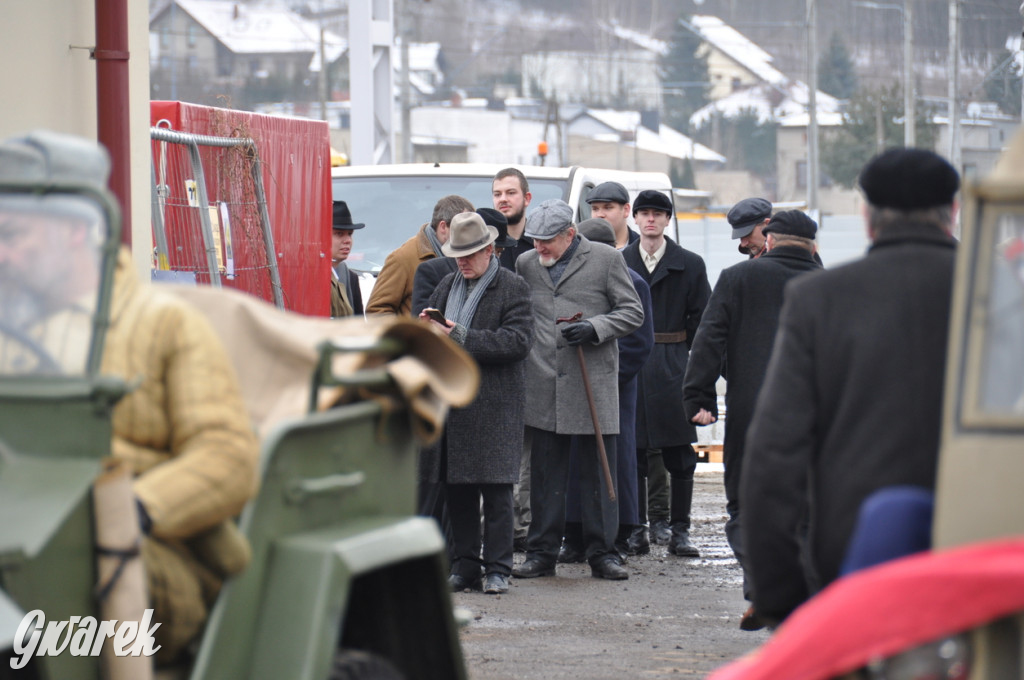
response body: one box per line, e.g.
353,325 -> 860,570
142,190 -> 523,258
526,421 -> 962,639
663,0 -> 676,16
668,476 -> 700,557
626,482 -> 650,555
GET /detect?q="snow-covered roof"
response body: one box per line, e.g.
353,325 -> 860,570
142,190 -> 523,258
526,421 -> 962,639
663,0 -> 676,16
573,109 -> 726,164
690,75 -> 841,128
691,15 -> 787,87
597,21 -> 668,56
408,42 -> 442,72
156,0 -> 346,69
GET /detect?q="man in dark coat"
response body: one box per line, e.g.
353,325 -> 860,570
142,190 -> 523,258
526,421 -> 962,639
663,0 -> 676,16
512,200 -> 644,581
726,197 -> 772,259
682,210 -> 822,630
330,200 -> 365,317
623,190 -> 711,558
561,218 -> 654,562
492,168 -> 536,551
741,148 -> 960,625
419,212 -> 534,595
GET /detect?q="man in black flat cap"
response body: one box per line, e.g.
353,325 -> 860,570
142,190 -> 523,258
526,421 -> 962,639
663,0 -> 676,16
330,200 -> 365,317
682,210 -> 822,631
727,197 -> 772,259
623,189 -> 711,559
741,148 -> 960,627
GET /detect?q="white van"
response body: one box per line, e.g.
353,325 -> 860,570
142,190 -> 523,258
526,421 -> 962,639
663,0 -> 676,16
330,163 -> 678,277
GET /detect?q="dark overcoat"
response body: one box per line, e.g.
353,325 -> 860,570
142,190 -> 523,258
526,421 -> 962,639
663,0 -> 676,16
682,245 -> 821,493
618,269 -> 655,459
517,238 -> 644,435
427,266 -> 534,484
623,238 -> 711,449
741,227 -> 957,623
411,256 -> 457,317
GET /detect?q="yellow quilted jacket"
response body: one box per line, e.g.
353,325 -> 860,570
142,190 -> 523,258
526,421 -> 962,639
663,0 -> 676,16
101,251 -> 259,543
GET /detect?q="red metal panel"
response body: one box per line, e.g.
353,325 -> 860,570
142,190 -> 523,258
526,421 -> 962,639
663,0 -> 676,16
150,101 -> 331,316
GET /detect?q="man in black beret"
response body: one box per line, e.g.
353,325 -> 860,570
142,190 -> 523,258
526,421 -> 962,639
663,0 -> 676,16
741,148 -> 959,627
622,189 -> 712,559
726,197 -> 772,259
682,209 -> 822,630
330,200 -> 365,317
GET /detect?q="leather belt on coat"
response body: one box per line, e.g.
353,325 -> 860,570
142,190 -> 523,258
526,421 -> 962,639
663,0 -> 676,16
653,331 -> 687,344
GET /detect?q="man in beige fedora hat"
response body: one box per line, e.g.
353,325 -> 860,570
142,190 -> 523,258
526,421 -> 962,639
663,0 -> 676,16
418,211 -> 534,595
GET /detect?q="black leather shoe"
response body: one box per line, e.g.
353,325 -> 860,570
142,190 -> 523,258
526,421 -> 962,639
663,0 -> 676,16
626,525 -> 650,555
650,519 -> 672,545
590,556 -> 629,580
557,541 -> 586,564
449,573 -> 482,592
483,573 -> 509,594
739,605 -> 767,631
668,529 -> 700,557
512,559 -> 555,579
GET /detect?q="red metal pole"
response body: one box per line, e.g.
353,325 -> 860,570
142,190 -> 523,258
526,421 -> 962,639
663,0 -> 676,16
95,0 -> 132,246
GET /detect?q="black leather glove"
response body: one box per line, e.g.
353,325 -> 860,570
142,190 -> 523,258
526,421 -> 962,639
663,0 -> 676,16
561,321 -> 597,346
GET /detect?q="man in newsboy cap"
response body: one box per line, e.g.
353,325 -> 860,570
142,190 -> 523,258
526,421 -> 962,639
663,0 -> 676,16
682,209 -> 822,631
512,199 -> 644,581
727,197 -> 772,259
741,148 -> 959,627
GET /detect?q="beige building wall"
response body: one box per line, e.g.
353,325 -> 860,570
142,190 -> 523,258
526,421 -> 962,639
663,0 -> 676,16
776,126 -> 861,215
700,46 -> 761,102
566,136 -> 673,175
1,0 -> 153,275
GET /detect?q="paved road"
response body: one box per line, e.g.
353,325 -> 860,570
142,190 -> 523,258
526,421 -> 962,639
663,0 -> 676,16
453,469 -> 770,679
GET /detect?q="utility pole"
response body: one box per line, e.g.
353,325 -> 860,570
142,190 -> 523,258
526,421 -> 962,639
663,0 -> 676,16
398,0 -> 413,163
349,0 -> 394,165
1019,2 -> 1024,123
806,0 -> 819,215
904,0 -> 914,147
948,0 -> 960,173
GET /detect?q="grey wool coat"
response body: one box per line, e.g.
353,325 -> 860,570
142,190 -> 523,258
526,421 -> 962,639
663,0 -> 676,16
516,237 -> 645,435
426,265 -> 534,485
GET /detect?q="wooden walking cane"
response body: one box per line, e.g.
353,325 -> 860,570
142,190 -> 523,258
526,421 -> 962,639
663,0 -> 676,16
556,313 -> 616,501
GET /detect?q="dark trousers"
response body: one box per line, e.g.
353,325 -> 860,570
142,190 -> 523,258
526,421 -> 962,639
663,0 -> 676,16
723,441 -> 751,599
526,427 -> 618,565
639,444 -> 697,527
447,483 -> 514,578
565,403 -> 639,527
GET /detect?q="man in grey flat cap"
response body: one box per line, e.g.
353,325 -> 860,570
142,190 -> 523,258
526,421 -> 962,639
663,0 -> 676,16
727,197 -> 772,259
512,200 -> 644,581
586,181 -> 638,250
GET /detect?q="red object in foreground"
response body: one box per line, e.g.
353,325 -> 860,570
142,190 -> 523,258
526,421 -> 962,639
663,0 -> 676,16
708,537 -> 1024,680
150,101 -> 332,316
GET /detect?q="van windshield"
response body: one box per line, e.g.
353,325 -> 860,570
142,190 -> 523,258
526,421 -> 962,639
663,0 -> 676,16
332,175 -> 568,273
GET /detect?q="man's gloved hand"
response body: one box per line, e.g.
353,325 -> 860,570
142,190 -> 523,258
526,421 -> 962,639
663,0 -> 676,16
561,321 -> 596,346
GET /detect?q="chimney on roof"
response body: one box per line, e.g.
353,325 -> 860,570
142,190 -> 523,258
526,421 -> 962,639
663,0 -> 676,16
233,4 -> 240,20
640,110 -> 660,132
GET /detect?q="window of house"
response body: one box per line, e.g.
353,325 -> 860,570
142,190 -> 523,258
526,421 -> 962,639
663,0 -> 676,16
187,24 -> 198,48
160,26 -> 170,49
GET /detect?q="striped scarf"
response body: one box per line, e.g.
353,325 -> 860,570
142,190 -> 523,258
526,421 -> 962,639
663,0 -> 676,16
425,225 -> 445,258
445,256 -> 499,328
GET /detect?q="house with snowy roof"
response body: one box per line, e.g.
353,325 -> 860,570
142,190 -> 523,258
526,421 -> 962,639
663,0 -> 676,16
149,0 -> 347,107
150,0 -> 445,111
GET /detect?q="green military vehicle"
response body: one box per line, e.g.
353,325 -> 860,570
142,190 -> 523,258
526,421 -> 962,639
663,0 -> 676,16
0,137 -> 473,679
